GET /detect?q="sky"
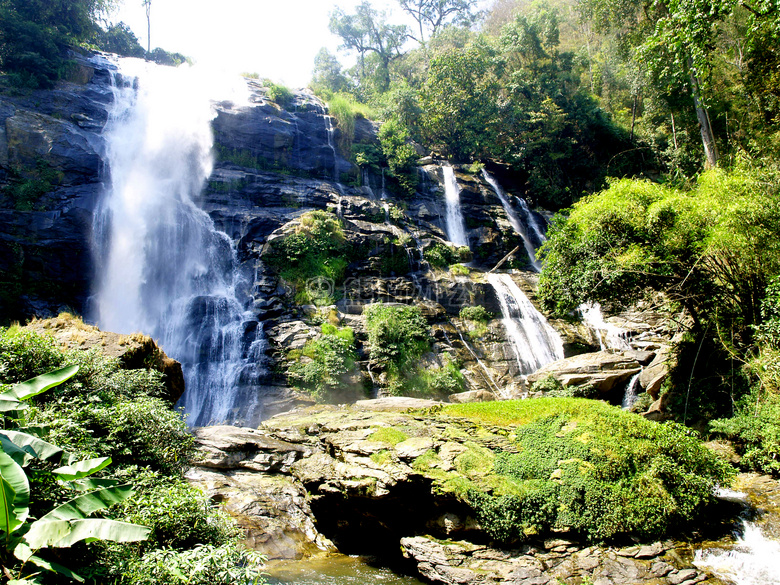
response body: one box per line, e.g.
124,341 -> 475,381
109,0 -> 427,88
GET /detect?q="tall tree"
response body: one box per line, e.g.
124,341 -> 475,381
142,0 -> 151,54
398,0 -> 481,43
329,1 -> 408,91
578,0 -> 734,168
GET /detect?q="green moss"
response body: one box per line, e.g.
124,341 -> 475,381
370,427 -> 409,446
412,449 -> 441,472
435,398 -> 735,543
370,450 -> 394,465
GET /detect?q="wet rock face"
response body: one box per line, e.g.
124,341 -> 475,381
0,55 -> 113,320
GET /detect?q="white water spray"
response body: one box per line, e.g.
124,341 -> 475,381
579,302 -> 631,351
482,170 -> 542,271
695,489 -> 780,585
442,165 -> 469,247
487,273 -> 564,374
92,57 -> 266,426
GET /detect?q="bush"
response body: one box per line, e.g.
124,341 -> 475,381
424,242 -> 458,269
710,390 -> 780,475
364,304 -> 430,372
267,210 -> 350,305
460,306 -> 492,323
264,79 -> 293,107
443,398 -> 735,543
287,325 -> 359,401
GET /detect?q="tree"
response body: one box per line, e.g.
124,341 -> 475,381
310,48 -> 351,94
142,0 -> 151,54
0,0 -> 116,87
538,166 -> 780,341
329,1 -> 408,91
398,0 -> 481,43
419,40 -> 501,159
577,0 -> 738,168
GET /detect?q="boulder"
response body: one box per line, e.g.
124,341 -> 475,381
448,389 -> 498,403
527,351 -> 642,393
23,315 -> 185,403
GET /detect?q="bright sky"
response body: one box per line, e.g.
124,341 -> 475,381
109,0 -> 422,88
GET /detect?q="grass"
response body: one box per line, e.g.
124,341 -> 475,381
370,427 -> 409,446
442,397 -> 615,427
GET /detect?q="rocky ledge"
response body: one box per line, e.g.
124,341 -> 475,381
187,398 -> 745,584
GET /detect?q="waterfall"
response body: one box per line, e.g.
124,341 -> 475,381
487,273 -> 564,374
442,165 -> 469,247
579,302 -> 631,351
695,488 -> 780,585
92,57 -> 266,427
622,371 -> 641,409
482,170 -> 542,272
325,114 -> 339,182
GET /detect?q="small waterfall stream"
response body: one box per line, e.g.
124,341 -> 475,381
92,57 -> 266,427
579,301 -> 631,351
482,170 -> 542,272
442,164 -> 469,247
487,273 -> 564,374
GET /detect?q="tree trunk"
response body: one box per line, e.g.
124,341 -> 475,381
688,63 -> 719,168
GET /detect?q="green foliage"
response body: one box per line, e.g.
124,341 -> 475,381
287,325 -> 359,401
2,159 -> 63,212
267,210 -> 349,305
364,304 -> 430,372
0,366 -> 151,583
94,22 -> 145,58
147,47 -> 190,67
264,79 -> 293,107
423,242 -> 459,269
459,306 -> 491,323
0,0 -> 114,88
710,390 -> 780,475
0,327 -> 260,583
442,398 -> 734,543
538,167 -> 780,344
120,543 -> 264,585
378,117 -> 419,196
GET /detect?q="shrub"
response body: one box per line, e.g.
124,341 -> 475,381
442,398 -> 735,543
459,306 -> 491,323
267,210 -> 350,305
264,79 -> 293,107
118,544 -> 264,585
364,304 -> 430,372
287,325 -> 359,401
424,242 -> 458,269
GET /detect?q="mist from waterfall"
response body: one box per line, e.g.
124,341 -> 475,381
482,170 -> 542,272
91,56 -> 265,427
442,164 -> 469,247
487,273 -> 564,375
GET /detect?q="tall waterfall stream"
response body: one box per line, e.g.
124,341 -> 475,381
92,57 -> 265,426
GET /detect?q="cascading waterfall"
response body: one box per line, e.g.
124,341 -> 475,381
442,164 -> 469,247
92,56 -> 265,427
487,273 -> 564,374
622,371 -> 641,409
482,170 -> 542,272
694,488 -> 780,585
579,301 -> 631,351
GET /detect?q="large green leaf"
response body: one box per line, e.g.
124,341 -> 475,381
0,431 -> 65,465
13,544 -> 85,582
52,457 -> 111,481
69,477 -> 122,492
24,518 -> 150,549
0,365 -> 79,402
0,451 -> 30,534
39,484 -> 135,522
0,397 -> 26,413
